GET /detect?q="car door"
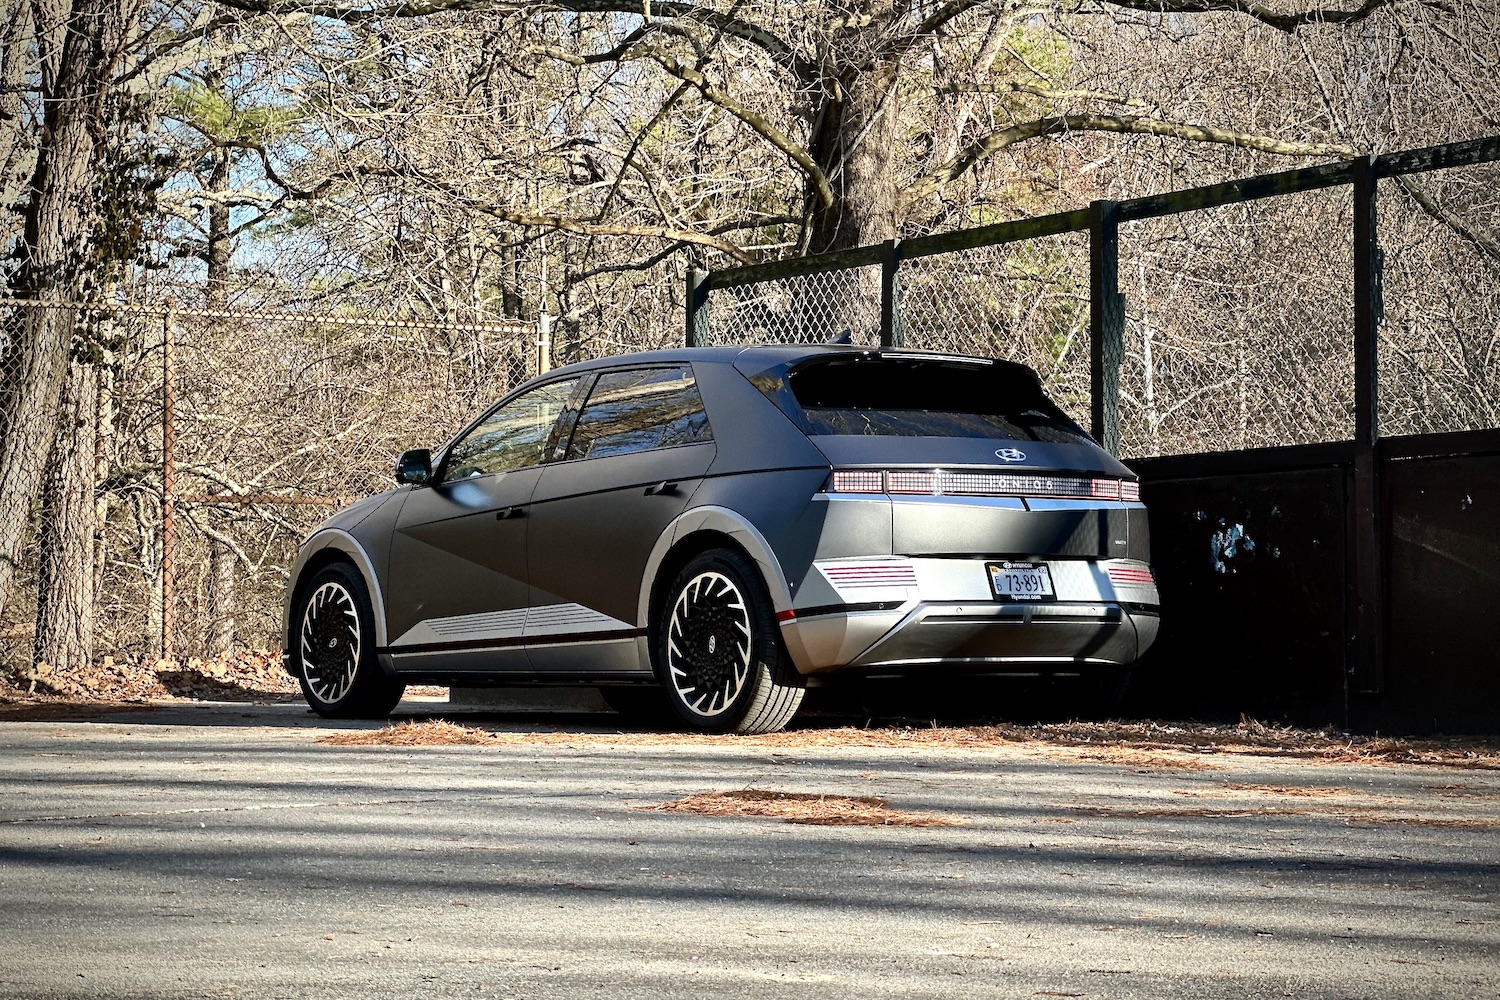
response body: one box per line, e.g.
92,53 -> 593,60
526,365 -> 716,673
383,376 -> 582,674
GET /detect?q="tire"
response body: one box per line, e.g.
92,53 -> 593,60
655,548 -> 805,734
293,562 -> 405,719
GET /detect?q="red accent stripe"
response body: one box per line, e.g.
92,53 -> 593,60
776,609 -> 797,622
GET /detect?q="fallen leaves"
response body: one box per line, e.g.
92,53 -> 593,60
647,789 -> 963,827
308,717 -> 1500,771
322,720 -> 497,746
1,650 -> 299,704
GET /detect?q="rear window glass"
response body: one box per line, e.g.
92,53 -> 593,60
780,357 -> 1089,443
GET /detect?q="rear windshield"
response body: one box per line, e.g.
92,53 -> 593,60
772,356 -> 1089,443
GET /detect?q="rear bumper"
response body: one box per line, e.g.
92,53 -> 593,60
780,557 -> 1159,675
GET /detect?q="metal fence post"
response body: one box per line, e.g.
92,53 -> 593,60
537,310 -> 552,376
1089,200 -> 1124,455
880,239 -> 902,348
161,303 -> 177,664
1351,155 -> 1385,696
685,268 -> 707,347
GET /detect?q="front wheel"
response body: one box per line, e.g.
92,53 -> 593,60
294,563 -> 405,719
656,549 -> 804,734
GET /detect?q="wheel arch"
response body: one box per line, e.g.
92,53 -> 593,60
284,529 -> 390,656
638,507 -> 794,642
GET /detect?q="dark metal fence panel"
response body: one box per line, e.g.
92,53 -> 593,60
1366,447 -> 1500,735
1129,462 -> 1351,725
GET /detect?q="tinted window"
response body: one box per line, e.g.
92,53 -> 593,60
783,357 -> 1089,444
442,377 -> 579,482
565,367 -> 712,461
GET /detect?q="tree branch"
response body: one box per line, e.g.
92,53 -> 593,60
1097,0 -> 1442,33
904,112 -> 1354,205
1393,174 -> 1500,262
209,0 -> 818,80
636,46 -> 835,210
938,81 -> 1151,108
358,166 -> 753,262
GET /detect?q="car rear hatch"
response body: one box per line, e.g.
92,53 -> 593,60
742,350 -> 1141,560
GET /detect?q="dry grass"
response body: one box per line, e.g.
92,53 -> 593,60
646,789 -> 962,827
312,717 -> 1500,771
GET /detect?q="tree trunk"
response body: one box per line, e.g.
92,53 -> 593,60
202,135 -> 236,657
0,0 -> 137,624
205,539 -> 235,656
0,0 -> 33,209
33,354 -> 99,673
806,58 -> 903,254
803,52 -> 903,342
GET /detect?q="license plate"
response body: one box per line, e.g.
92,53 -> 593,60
987,561 -> 1055,601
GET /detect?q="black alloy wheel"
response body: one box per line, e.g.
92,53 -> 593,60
295,562 -> 405,718
657,549 -> 804,734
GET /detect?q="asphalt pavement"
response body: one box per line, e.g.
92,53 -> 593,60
0,699 -> 1496,999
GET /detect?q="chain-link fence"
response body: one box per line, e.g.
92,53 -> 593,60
1377,163 -> 1500,437
1116,188 -> 1355,458
899,233 -> 1093,426
0,299 -> 535,676
687,139 -> 1500,462
697,261 -> 885,348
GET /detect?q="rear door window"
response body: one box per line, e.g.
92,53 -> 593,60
781,356 -> 1089,443
564,366 -> 712,461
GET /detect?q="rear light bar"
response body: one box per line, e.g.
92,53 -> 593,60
829,469 -> 1142,501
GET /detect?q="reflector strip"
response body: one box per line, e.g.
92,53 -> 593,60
1107,566 -> 1155,585
822,564 -> 919,588
776,609 -> 797,622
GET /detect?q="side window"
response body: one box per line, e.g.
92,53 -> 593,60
565,367 -> 712,462
441,377 -> 579,482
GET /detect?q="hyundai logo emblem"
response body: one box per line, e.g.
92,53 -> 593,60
995,448 -> 1026,462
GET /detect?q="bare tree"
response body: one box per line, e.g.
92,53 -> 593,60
0,0 -> 146,631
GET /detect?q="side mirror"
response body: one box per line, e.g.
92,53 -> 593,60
395,448 -> 433,486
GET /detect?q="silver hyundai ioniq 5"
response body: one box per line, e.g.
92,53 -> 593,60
283,346 -> 1159,733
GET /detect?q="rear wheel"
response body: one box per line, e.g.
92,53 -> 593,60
656,549 -> 804,734
294,563 -> 405,719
